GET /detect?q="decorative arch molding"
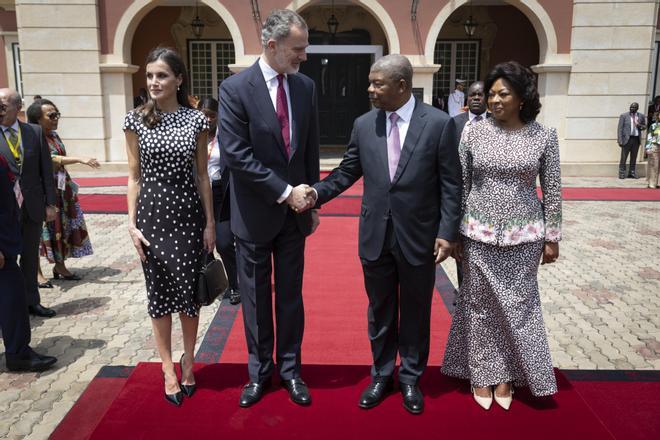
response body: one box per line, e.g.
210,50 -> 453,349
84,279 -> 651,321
285,0 -> 400,54
111,0 -> 245,64
424,0 -> 559,65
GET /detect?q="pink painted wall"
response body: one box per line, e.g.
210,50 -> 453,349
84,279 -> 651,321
0,9 -> 17,88
98,1 -> 573,58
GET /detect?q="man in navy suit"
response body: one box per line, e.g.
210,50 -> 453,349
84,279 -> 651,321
307,55 -> 462,414
219,9 -> 319,408
0,152 -> 57,372
452,81 -> 488,287
0,88 -> 57,318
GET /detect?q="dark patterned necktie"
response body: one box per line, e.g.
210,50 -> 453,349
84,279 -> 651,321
6,127 -> 20,168
276,74 -> 291,159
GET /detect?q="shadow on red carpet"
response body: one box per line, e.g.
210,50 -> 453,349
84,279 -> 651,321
82,363 -> 616,440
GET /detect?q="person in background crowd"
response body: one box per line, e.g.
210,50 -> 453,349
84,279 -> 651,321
219,9 -> 320,408
432,94 -> 447,113
124,47 -> 214,407
133,88 -> 148,108
452,80 -> 489,288
0,153 -> 57,372
197,96 -> 240,305
26,98 -> 98,284
448,79 -> 466,117
617,102 -> 646,179
645,111 -> 660,189
0,88 -> 58,318
443,61 -> 562,411
647,95 -> 660,128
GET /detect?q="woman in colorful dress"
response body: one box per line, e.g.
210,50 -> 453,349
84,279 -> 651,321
26,99 -> 98,283
124,47 -> 214,406
645,112 -> 660,189
442,61 -> 562,410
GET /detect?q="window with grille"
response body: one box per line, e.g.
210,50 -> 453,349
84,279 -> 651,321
188,40 -> 235,99
433,40 -> 480,100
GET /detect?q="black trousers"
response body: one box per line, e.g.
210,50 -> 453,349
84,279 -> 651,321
215,219 -> 238,291
19,213 -> 42,306
0,256 -> 32,357
235,210 -> 306,383
361,219 -> 436,385
619,135 -> 641,174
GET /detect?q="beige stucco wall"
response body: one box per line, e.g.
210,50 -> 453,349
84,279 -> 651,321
562,0 -> 659,174
17,0 -> 107,162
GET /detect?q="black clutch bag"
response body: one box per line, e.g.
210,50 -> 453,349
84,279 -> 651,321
195,253 -> 229,306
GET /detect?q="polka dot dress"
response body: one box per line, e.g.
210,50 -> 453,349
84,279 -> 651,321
123,107 -> 209,318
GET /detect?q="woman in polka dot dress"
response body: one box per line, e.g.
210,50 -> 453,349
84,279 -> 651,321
442,61 -> 562,410
123,47 -> 215,406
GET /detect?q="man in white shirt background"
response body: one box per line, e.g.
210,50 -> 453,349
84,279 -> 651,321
448,79 -> 466,117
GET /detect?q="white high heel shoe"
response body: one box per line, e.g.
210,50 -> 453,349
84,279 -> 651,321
494,385 -> 514,410
471,386 -> 493,410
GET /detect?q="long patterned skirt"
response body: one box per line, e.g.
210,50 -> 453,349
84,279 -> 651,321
40,172 -> 93,263
442,238 -> 557,396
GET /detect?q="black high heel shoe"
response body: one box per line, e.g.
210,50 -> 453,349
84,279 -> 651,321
53,268 -> 81,281
163,372 -> 184,406
180,353 -> 197,398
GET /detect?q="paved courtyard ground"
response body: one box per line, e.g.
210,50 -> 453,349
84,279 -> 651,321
0,173 -> 659,438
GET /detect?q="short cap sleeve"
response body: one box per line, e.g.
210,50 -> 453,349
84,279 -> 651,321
123,111 -> 139,132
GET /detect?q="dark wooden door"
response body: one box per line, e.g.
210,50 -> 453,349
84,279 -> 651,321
300,54 -> 372,145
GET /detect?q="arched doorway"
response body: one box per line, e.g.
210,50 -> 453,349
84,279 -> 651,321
130,5 -> 235,103
297,1 -> 390,146
432,4 -> 540,109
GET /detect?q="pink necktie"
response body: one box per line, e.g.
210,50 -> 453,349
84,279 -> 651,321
387,112 -> 401,181
276,74 -> 291,159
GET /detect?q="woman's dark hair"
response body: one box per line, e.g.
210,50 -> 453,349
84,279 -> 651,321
138,47 -> 192,128
197,96 -> 219,135
484,61 -> 541,123
26,98 -> 58,124
197,96 -> 218,113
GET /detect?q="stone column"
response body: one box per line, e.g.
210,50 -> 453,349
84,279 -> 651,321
100,63 -> 139,163
564,0 -> 658,176
17,0 -> 107,161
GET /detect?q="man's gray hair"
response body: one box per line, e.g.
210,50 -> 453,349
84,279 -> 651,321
370,55 -> 413,89
261,9 -> 308,48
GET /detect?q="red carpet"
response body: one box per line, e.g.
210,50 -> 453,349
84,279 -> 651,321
218,217 -> 450,366
75,176 -> 128,187
85,363 -> 617,440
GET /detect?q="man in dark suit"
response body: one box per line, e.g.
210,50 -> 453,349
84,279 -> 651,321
0,153 -> 57,372
617,102 -> 646,179
307,55 -> 462,414
219,9 -> 320,408
453,81 -> 488,135
0,89 -> 57,318
452,81 -> 488,287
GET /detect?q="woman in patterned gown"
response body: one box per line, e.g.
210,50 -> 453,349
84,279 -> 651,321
442,61 -> 562,410
124,47 -> 214,406
26,98 -> 98,283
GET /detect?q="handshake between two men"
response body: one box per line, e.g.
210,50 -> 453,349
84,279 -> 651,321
285,184 -> 317,213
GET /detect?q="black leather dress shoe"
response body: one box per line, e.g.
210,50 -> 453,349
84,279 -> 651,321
359,379 -> 393,409
282,378 -> 311,406
28,304 -> 56,318
628,172 -> 640,179
239,380 -> 271,408
229,289 -> 241,305
6,350 -> 57,372
400,383 -> 424,415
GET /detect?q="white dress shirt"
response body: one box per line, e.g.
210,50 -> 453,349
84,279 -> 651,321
448,89 -> 464,117
386,94 -> 416,148
630,113 -> 639,136
207,135 -> 222,182
258,57 -> 294,203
